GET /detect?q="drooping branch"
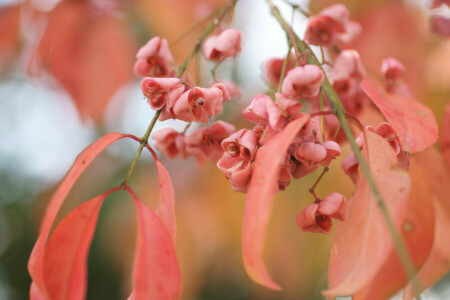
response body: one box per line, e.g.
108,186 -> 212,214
265,0 -> 422,297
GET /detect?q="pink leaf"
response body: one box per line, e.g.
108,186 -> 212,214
441,102 -> 450,169
403,149 -> 450,299
353,156 -> 435,300
36,189 -> 118,300
145,144 -> 176,242
28,132 -> 137,298
361,79 -> 438,154
127,188 -> 181,300
324,131 -> 411,298
242,116 -> 309,291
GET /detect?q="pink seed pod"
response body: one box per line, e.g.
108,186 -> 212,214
320,141 -> 342,166
381,57 -> 405,81
296,192 -> 346,234
375,122 -> 401,155
318,192 -> 346,221
262,54 -> 295,87
140,77 -> 184,111
295,142 -> 328,165
202,28 -> 242,61
217,153 -> 253,192
296,203 -> 332,234
304,4 -> 349,47
152,128 -> 184,159
172,85 -> 225,122
242,94 -> 272,124
221,129 -> 257,160
134,36 -> 174,77
342,153 -> 359,183
281,65 -> 324,99
430,15 -> 450,37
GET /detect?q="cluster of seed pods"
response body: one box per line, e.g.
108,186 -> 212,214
135,4 -> 408,234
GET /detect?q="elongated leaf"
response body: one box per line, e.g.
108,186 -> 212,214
441,102 -> 450,169
37,189 -> 118,300
144,144 -> 176,242
28,132 -> 136,298
127,189 -> 181,300
361,79 -> 438,154
353,157 -> 434,300
243,116 -> 309,291
403,149 -> 450,299
324,131 -> 410,298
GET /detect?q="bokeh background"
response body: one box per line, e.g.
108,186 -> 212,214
0,0 -> 449,299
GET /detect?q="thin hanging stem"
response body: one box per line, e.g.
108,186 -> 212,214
309,166 -> 329,201
265,0 -> 422,298
319,88 -> 325,142
277,45 -> 292,94
122,0 -> 238,188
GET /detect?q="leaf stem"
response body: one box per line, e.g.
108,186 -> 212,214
122,0 -> 238,188
266,0 -> 422,297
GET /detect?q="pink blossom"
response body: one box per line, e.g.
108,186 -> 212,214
141,77 -> 185,111
185,121 -> 235,164
222,129 -> 257,160
152,128 -> 187,159
202,28 -> 242,61
296,192 -> 346,234
281,65 -> 324,99
172,85 -> 226,122
134,37 -> 174,77
217,153 -> 253,192
262,54 -> 295,87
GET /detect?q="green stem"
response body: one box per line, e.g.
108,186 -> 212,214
319,87 -> 325,142
266,0 -> 422,297
122,0 -> 238,187
277,45 -> 292,94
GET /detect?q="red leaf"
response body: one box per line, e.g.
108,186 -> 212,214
242,116 -> 309,291
28,132 -> 136,298
324,131 -> 411,298
31,1 -> 135,121
441,102 -> 450,169
403,149 -> 450,299
353,156 -> 435,300
127,188 -> 181,300
37,189 -> 118,300
361,79 -> 438,154
143,144 -> 176,242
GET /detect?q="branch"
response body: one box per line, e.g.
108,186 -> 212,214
265,0 -> 422,297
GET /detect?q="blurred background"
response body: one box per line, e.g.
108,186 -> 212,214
0,0 -> 449,299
